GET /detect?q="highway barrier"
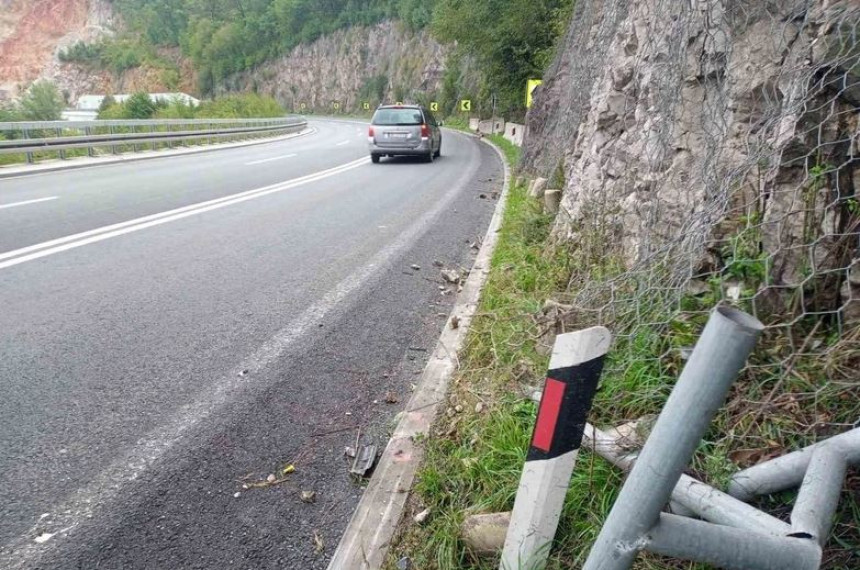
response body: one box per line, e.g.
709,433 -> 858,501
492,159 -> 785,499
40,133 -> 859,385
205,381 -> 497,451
0,117 -> 307,164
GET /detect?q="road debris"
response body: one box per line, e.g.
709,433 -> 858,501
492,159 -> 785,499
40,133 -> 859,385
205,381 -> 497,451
301,490 -> 317,503
266,474 -> 277,483
34,533 -> 54,544
350,444 -> 378,477
433,260 -> 444,268
385,391 -> 399,404
451,316 -> 461,329
413,508 -> 430,524
313,530 -> 325,553
441,269 -> 461,284
344,446 -> 357,458
410,264 -> 421,271
282,464 -> 296,476
397,557 -> 413,570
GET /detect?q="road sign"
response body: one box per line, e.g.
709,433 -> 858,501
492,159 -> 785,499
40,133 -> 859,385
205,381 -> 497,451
300,103 -> 306,110
460,100 -> 472,112
430,102 -> 439,112
395,101 -> 403,106
527,79 -> 543,108
362,102 -> 370,110
333,102 -> 340,110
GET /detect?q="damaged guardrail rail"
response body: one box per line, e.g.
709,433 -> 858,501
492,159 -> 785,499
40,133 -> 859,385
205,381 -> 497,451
0,117 -> 307,163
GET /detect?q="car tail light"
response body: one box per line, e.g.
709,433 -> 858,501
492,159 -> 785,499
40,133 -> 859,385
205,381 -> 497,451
421,124 -> 430,138
368,127 -> 375,137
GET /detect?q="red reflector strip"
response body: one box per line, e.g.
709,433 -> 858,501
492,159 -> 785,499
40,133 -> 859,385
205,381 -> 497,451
532,378 -> 565,453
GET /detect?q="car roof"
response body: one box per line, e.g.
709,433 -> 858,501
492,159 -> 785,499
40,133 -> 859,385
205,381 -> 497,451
376,104 -> 422,110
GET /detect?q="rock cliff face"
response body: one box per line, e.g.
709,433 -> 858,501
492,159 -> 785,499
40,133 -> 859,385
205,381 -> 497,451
220,21 -> 448,113
523,0 -> 859,326
0,0 -> 115,100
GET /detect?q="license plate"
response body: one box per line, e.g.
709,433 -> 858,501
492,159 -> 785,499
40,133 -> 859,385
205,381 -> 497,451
389,133 -> 408,139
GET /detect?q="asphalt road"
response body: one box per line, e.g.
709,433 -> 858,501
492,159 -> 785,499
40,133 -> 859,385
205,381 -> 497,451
0,119 -> 503,569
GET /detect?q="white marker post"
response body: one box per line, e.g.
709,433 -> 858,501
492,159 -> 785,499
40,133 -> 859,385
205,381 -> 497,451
500,327 -> 612,570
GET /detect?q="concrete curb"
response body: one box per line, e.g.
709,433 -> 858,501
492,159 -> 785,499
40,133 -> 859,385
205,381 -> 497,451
0,127 -> 315,180
326,136 -> 512,570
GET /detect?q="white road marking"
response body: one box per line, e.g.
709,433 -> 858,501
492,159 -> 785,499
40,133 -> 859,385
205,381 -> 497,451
0,157 -> 369,270
0,135 -> 483,569
0,197 -> 59,210
244,153 -> 298,166
336,140 -> 350,146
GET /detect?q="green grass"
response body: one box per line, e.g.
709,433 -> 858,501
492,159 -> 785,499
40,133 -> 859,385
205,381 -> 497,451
386,140 -> 860,569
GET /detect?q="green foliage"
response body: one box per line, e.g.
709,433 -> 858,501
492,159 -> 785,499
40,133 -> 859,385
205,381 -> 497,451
432,0 -> 574,118
97,92 -> 284,120
19,81 -> 65,121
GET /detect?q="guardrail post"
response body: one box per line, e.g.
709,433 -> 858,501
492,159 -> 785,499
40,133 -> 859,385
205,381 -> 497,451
23,128 -> 34,164
109,125 -> 118,154
583,307 -> 764,570
85,126 -> 94,157
56,127 -> 66,160
500,327 -> 611,570
150,124 -> 157,151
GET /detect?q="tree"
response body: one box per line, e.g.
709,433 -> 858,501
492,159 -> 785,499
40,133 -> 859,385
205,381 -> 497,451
98,94 -> 117,113
124,92 -> 158,119
19,81 -> 64,121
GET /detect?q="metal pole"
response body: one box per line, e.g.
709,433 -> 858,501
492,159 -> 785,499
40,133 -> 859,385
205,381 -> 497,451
584,425 -> 791,536
647,514 -> 821,570
56,127 -> 66,160
728,427 -> 860,500
500,327 -> 611,570
583,306 -> 763,570
790,443 -> 847,544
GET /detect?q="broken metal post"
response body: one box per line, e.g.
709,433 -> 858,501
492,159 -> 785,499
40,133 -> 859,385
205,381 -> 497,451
500,327 -> 611,570
790,442 -> 847,544
647,513 -> 821,570
728,427 -> 860,501
583,307 -> 763,570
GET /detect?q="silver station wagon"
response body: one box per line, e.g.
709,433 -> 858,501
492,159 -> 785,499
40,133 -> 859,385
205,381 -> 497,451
368,105 -> 442,164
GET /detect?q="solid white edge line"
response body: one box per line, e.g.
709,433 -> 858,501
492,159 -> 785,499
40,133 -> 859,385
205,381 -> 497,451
336,140 -> 350,146
0,157 -> 369,269
326,133 -> 512,570
0,197 -> 59,210
245,153 -> 298,166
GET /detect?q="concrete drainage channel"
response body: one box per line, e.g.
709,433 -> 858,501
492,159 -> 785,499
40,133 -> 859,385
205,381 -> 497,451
326,136 -> 512,570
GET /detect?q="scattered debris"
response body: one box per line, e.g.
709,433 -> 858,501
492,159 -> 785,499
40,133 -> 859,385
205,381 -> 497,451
34,533 -> 54,544
451,316 -> 461,329
350,444 -> 378,477
441,269 -> 461,284
408,346 -> 427,352
397,556 -> 413,570
433,260 -> 444,268
238,369 -> 249,377
475,402 -> 484,413
266,474 -> 277,483
410,264 -> 421,271
385,391 -> 399,404
282,464 -> 296,476
301,490 -> 317,504
233,492 -> 241,498
344,446 -> 357,458
479,193 -> 488,199
414,508 -> 431,524
313,530 -> 325,553
455,405 -> 464,413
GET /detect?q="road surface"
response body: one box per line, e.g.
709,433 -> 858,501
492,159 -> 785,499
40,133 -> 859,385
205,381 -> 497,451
0,119 -> 503,569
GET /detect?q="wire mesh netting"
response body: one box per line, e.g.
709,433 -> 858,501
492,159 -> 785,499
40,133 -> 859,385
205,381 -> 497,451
527,0 -> 859,565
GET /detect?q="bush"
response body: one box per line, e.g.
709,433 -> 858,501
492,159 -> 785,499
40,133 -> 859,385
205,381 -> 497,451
19,81 -> 64,121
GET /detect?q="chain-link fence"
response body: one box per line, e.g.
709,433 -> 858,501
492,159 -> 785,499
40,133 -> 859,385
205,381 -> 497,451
526,0 -> 859,565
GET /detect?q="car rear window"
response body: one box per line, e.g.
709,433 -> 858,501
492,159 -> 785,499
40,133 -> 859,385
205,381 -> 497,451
372,108 -> 424,126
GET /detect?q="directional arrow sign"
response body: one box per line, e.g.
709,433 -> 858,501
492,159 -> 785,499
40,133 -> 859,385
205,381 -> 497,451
362,102 -> 370,110
460,100 -> 472,112
430,102 -> 439,112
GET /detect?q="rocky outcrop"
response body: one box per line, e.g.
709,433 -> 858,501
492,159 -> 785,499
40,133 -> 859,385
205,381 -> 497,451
219,21 -> 448,113
522,0 -> 859,325
0,0 -> 115,101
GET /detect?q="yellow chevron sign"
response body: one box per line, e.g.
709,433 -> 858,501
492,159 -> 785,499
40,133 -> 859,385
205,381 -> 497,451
460,100 -> 472,112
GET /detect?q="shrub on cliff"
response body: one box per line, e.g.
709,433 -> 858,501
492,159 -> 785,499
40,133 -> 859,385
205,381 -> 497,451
19,81 -> 64,121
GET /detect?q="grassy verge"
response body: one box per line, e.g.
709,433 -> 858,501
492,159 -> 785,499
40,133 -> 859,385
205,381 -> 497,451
386,139 -> 860,569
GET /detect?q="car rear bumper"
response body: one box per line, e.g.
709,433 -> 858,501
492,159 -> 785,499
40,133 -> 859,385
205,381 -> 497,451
369,138 -> 432,155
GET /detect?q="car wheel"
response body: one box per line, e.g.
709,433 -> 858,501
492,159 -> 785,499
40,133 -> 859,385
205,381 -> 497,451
425,151 -> 435,163
371,154 -> 381,164
434,144 -> 441,158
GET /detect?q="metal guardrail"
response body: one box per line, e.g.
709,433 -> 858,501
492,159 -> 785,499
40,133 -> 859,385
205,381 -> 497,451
0,117 -> 308,163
